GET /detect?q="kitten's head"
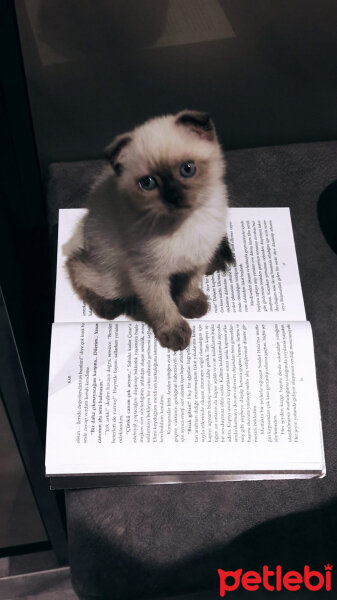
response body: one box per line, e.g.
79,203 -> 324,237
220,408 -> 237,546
104,110 -> 225,220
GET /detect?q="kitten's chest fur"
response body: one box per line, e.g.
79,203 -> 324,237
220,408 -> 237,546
144,190 -> 228,276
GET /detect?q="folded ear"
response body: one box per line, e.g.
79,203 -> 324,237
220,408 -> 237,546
104,133 -> 132,175
175,110 -> 215,141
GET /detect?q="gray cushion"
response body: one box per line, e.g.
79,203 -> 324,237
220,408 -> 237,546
46,142 -> 337,600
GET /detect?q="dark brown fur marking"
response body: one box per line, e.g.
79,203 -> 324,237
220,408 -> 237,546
176,110 -> 215,141
170,271 -> 209,318
104,134 -> 132,175
206,236 -> 235,275
157,319 -> 192,351
82,290 -> 127,320
158,170 -> 185,209
178,292 -> 209,319
170,271 -> 194,304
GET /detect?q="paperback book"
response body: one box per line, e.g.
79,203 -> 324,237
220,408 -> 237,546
46,207 -> 325,488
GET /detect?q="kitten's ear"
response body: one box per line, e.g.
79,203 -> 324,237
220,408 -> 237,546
104,134 -> 132,175
175,110 -> 215,141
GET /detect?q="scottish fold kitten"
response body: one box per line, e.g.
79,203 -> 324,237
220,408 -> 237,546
67,110 -> 234,350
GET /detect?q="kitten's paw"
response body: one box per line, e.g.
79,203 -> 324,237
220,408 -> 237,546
91,298 -> 125,320
156,319 -> 192,351
178,291 -> 209,319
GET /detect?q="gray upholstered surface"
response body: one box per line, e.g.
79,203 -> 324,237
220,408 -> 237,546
0,567 -> 76,600
47,142 -> 337,600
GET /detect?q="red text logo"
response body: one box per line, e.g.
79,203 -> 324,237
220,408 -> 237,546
218,564 -> 332,595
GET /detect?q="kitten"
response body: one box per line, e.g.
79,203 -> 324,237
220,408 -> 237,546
66,110 -> 234,351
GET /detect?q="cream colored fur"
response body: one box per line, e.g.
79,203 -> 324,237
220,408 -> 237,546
67,111 -> 229,350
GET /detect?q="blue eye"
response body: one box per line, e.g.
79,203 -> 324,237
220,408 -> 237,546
139,176 -> 157,191
179,161 -> 196,178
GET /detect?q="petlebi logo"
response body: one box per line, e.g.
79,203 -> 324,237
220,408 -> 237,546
218,564 -> 333,596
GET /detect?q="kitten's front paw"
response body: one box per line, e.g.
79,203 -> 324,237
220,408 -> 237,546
178,291 -> 209,319
156,319 -> 192,351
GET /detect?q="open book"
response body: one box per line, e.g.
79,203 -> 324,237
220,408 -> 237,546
46,208 -> 325,488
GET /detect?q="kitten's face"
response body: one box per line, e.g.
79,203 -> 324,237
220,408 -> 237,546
105,111 -> 225,218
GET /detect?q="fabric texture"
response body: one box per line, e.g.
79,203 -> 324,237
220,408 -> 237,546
46,142 -> 337,600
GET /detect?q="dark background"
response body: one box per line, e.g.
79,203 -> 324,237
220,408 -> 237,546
14,0 -> 337,174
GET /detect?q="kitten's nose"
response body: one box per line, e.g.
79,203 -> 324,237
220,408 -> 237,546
161,177 -> 187,209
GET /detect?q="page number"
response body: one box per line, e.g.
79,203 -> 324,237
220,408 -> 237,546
67,375 -> 72,384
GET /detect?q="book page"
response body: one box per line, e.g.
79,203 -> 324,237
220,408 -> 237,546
46,320 -> 324,476
202,208 -> 305,321
54,207 -> 305,323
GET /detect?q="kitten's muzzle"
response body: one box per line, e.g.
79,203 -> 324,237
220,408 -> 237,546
161,178 -> 189,210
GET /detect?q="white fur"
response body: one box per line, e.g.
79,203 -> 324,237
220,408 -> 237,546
145,185 -> 228,277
